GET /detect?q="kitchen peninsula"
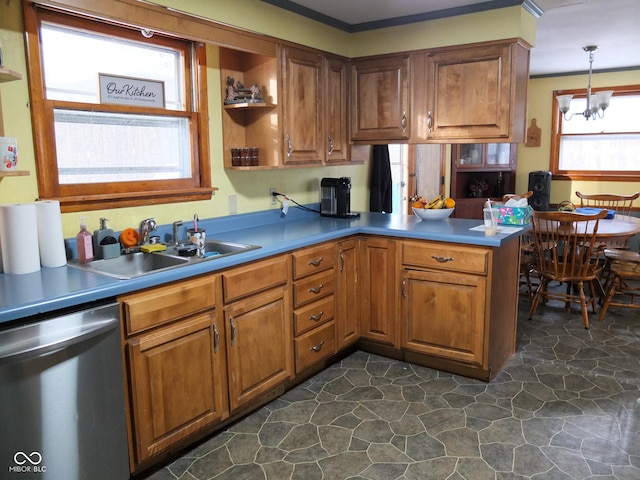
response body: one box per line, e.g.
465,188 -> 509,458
0,208 -> 524,473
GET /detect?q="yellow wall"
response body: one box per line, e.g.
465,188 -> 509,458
0,0 -> 538,238
520,71 -> 640,205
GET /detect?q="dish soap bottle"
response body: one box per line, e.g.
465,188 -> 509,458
93,218 -> 119,259
76,216 -> 94,264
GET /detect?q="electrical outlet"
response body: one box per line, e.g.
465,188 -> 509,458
270,188 -> 277,205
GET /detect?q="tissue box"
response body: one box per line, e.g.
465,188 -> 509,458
492,205 -> 532,225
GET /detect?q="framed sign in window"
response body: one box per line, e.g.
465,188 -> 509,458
99,73 -> 165,108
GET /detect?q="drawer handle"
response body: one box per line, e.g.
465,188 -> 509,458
309,311 -> 324,321
309,284 -> 324,294
213,323 -> 220,354
431,255 -> 454,263
310,340 -> 325,353
308,257 -> 324,267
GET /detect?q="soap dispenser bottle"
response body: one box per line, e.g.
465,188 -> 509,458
76,217 -> 94,264
93,218 -> 120,259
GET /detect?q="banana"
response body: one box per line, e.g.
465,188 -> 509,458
425,195 -> 444,209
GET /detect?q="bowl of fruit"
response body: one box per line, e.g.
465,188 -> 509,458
412,195 -> 456,220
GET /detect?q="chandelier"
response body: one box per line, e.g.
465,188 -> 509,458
556,46 -> 613,121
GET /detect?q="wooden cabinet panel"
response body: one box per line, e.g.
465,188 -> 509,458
224,286 -> 293,411
335,238 -> 360,349
294,294 -> 334,336
351,56 -> 409,142
402,241 -> 489,275
402,268 -> 486,366
127,311 -> 228,463
121,275 -> 217,335
292,243 -> 334,279
426,41 -> 529,142
294,320 -> 336,373
222,255 -> 288,302
281,46 -> 323,165
292,270 -> 334,308
359,237 -> 398,346
325,56 -> 350,164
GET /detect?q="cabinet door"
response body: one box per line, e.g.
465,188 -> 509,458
359,237 -> 398,347
281,46 -> 323,165
325,56 -> 350,164
335,238 -> 360,349
351,56 -> 409,142
225,286 -> 293,411
427,43 -> 523,141
127,312 -> 228,463
402,268 -> 486,366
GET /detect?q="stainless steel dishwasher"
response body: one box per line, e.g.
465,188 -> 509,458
0,301 -> 129,480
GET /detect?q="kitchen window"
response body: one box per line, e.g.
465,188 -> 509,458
550,85 -> 640,181
24,6 -> 213,212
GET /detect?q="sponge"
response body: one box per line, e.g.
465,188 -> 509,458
140,244 -> 167,253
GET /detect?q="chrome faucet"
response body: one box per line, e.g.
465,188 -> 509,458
139,218 -> 158,245
172,220 -> 183,246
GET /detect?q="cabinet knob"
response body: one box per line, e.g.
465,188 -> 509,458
309,311 -> 324,322
308,284 -> 324,294
213,323 -> 220,354
327,134 -> 334,156
286,134 -> 292,158
427,111 -> 433,133
229,317 -> 237,346
310,340 -> 325,353
401,111 -> 407,133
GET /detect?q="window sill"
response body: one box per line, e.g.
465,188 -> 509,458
46,188 -> 217,213
552,172 -> 640,182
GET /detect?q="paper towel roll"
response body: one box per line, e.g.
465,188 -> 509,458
36,200 -> 67,268
0,203 -> 41,274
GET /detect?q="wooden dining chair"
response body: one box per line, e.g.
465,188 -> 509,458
528,209 -> 609,329
598,248 -> 640,320
575,191 -> 639,217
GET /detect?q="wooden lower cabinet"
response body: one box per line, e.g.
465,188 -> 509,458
335,238 -> 360,349
222,254 -> 293,412
402,268 -> 486,366
121,274 -> 228,467
224,285 -> 293,411
400,239 -> 519,380
359,237 -> 398,347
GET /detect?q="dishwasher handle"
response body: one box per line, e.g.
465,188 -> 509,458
0,303 -> 120,366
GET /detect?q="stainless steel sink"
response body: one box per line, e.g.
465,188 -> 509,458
68,251 -> 190,279
68,240 -> 261,279
202,240 -> 260,256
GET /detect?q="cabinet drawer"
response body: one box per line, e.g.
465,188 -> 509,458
294,321 -> 336,373
121,275 -> 217,335
402,241 -> 489,275
292,244 -> 334,279
223,255 -> 288,303
294,295 -> 335,336
293,270 -> 334,308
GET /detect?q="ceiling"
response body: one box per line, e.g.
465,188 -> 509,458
261,0 -> 640,76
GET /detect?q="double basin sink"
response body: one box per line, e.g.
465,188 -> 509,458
69,240 -> 260,279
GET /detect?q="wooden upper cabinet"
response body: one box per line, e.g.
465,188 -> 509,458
351,55 -> 410,143
422,40 -> 530,143
281,46 -> 324,165
324,56 -> 350,164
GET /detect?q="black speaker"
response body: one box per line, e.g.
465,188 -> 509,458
528,171 -> 552,211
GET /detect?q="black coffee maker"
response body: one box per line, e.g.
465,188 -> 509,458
320,177 -> 359,218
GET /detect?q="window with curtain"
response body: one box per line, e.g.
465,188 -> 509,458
24,6 -> 213,212
550,84 -> 640,181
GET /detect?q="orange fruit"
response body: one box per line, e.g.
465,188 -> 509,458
444,197 -> 456,209
412,200 -> 424,209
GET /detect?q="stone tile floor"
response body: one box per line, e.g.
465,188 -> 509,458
144,285 -> 640,480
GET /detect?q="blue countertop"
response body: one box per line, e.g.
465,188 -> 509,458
0,208 -> 526,325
